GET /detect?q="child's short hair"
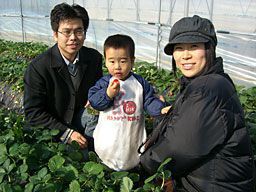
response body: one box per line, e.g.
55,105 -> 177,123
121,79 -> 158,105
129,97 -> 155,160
104,34 -> 135,59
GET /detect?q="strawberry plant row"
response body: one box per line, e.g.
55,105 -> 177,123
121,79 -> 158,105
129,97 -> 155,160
0,39 -> 255,191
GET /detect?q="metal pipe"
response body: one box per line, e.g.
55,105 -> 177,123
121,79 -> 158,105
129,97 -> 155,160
155,0 -> 162,68
107,0 -> 110,19
19,0 -> 25,42
184,0 -> 189,17
209,0 -> 214,21
135,0 -> 140,21
217,30 -> 256,36
168,0 -> 176,26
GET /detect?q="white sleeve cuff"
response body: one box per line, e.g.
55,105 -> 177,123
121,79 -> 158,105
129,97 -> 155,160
60,128 -> 74,144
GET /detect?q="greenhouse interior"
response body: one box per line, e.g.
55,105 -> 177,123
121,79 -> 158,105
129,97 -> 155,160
0,1 -> 256,191
0,0 -> 256,87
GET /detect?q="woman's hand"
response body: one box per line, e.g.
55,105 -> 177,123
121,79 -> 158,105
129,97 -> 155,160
161,106 -> 171,114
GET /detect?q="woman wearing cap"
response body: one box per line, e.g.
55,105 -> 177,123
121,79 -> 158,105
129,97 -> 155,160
140,15 -> 255,192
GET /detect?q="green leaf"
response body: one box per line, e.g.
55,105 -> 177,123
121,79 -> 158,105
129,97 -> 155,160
97,170 -> 105,179
8,143 -> 19,157
65,164 -> 79,179
0,144 -> 7,157
42,174 -> 51,183
0,168 -> 6,183
19,163 -> 28,173
120,177 -> 133,192
24,182 -> 34,192
57,143 -> 66,152
88,151 -> 99,162
144,173 -> 158,183
50,129 -> 59,136
142,182 -> 155,190
34,183 -> 58,191
56,165 -> 79,182
111,171 -> 129,181
69,180 -> 80,192
105,189 -> 115,192
68,151 -> 83,161
12,185 -> 23,192
0,156 -> 7,165
37,167 -> 48,179
3,159 -> 15,173
157,157 -> 172,172
83,162 -> 104,175
7,164 -> 15,174
37,130 -> 52,142
48,155 -> 65,172
0,183 -> 12,192
19,143 -> 30,156
20,172 -> 28,181
163,170 -> 172,178
128,173 -> 140,182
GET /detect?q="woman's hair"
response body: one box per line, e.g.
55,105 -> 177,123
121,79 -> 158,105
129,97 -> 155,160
204,42 -> 216,70
103,34 -> 135,59
50,3 -> 89,32
172,42 -> 216,77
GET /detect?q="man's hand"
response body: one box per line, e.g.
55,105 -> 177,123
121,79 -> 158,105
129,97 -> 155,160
164,178 -> 174,192
68,131 -> 88,149
106,79 -> 120,99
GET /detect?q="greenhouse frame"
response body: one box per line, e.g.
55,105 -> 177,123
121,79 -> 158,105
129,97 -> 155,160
0,0 -> 256,86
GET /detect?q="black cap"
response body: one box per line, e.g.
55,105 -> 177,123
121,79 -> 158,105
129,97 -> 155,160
164,15 -> 217,55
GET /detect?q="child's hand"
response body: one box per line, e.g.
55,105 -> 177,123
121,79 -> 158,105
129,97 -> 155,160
159,95 -> 165,102
161,106 -> 171,114
84,100 -> 90,108
107,79 -> 120,99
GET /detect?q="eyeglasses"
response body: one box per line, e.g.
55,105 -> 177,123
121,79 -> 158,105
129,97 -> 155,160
57,29 -> 85,37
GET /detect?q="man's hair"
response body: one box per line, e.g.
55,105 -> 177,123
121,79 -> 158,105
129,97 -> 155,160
103,34 -> 135,59
50,3 -> 89,32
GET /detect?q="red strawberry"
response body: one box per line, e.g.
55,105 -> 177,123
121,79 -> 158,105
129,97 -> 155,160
113,79 -> 119,85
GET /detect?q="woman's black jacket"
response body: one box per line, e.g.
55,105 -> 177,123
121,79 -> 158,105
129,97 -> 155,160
140,57 -> 255,192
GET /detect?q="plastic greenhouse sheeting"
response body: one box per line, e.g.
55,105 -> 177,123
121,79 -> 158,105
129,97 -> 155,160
0,0 -> 256,87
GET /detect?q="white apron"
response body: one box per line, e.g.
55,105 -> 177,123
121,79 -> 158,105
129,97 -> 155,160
93,75 -> 147,171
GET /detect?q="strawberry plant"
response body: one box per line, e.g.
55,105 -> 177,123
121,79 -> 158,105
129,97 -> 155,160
0,108 -> 173,191
0,39 -> 256,191
0,39 -> 48,91
237,86 -> 256,154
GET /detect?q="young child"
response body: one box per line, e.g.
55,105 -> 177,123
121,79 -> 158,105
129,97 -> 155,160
88,34 -> 168,171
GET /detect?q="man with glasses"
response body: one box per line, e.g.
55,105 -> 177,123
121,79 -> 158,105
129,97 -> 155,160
24,3 -> 103,155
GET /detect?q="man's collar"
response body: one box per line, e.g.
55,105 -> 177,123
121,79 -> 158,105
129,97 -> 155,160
61,52 -> 80,65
